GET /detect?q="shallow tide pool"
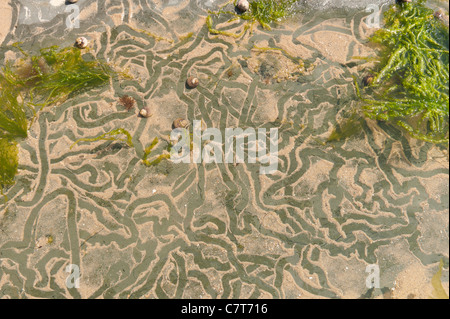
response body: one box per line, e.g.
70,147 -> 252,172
0,0 -> 448,299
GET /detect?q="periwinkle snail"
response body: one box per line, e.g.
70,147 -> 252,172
173,118 -> 189,129
186,76 -> 199,89
139,106 -> 152,118
236,0 -> 250,13
75,37 -> 88,49
362,74 -> 374,87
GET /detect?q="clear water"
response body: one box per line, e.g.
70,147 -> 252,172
0,0 -> 448,299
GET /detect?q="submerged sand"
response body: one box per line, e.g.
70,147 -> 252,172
0,0 -> 448,299
0,1 -> 13,45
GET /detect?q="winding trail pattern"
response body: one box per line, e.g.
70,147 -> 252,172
0,0 -> 448,298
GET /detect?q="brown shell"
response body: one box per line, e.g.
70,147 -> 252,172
362,74 -> 374,87
434,9 -> 449,27
236,0 -> 250,12
173,118 -> 189,129
75,37 -> 88,49
139,107 -> 152,118
68,0 -> 79,3
434,9 -> 444,19
186,76 -> 199,89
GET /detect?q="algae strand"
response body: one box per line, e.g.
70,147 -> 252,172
142,137 -> 171,167
70,128 -> 134,150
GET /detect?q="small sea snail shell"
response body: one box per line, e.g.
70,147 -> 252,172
434,9 -> 444,19
173,118 -> 190,129
139,107 -> 152,118
186,76 -> 199,89
434,9 -> 449,27
362,74 -> 374,87
67,0 -> 79,4
75,37 -> 88,49
236,0 -> 250,12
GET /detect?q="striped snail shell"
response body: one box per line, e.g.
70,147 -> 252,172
75,37 -> 88,49
236,0 -> 250,12
186,76 -> 199,89
139,107 -> 152,118
173,118 -> 190,129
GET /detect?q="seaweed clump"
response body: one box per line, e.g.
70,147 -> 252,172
360,0 -> 449,144
23,45 -> 113,108
0,139 -> 19,199
207,0 -> 299,38
118,95 -> 136,111
0,44 -> 114,197
245,0 -> 298,29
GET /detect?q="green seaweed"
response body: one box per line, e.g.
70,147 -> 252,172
46,235 -> 54,245
129,27 -> 174,43
30,46 -> 113,108
360,0 -> 449,144
70,128 -> 134,150
0,59 -> 26,200
0,44 -> 115,196
0,92 -> 28,140
178,32 -> 194,41
327,113 -> 364,142
242,0 -> 298,29
0,63 -> 29,140
206,0 -> 299,38
1,44 -> 114,133
206,15 -> 251,38
430,259 -> 449,299
2,44 -> 113,110
70,131 -> 170,167
142,137 -> 171,167
0,139 -> 19,201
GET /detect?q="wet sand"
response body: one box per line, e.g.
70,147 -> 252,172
0,0 -> 448,299
0,1 -> 13,45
